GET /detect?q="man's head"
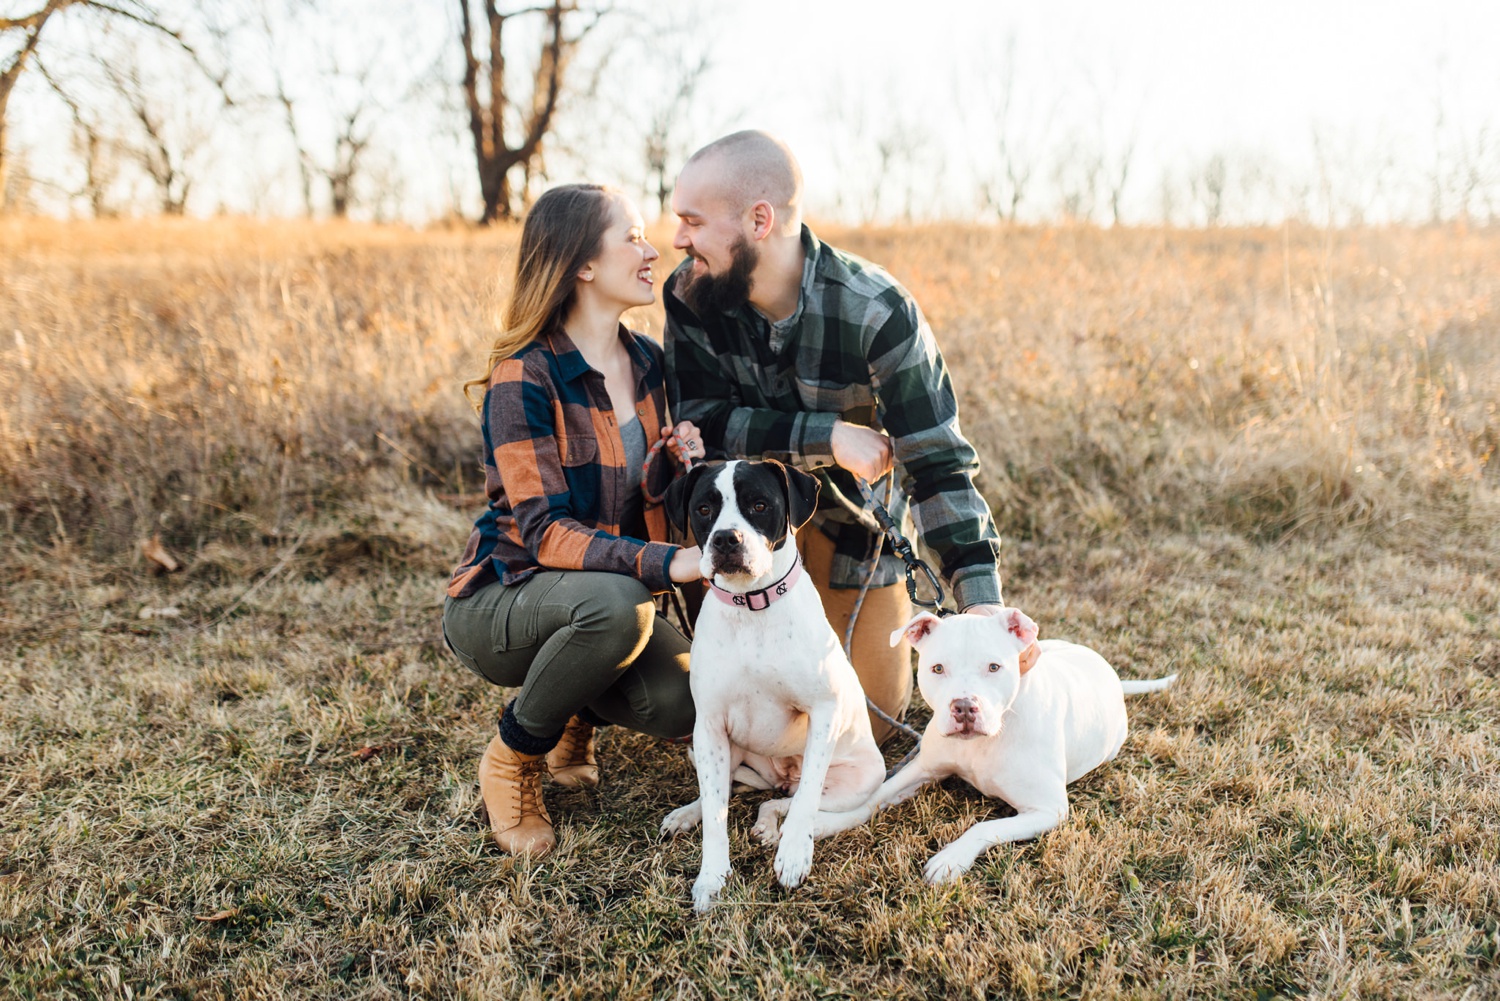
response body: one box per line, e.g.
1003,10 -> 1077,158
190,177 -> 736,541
671,130 -> 803,314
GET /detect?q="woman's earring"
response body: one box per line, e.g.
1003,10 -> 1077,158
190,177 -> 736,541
580,269 -> 594,281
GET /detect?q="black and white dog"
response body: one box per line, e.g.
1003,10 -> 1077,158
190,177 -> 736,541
660,459 -> 885,913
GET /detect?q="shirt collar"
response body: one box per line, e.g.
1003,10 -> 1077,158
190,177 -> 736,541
545,324 -> 648,384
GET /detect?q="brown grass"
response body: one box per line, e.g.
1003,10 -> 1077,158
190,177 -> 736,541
1,217 -> 1498,998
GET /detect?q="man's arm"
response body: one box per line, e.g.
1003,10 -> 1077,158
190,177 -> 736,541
664,287 -> 839,470
867,297 -> 1003,610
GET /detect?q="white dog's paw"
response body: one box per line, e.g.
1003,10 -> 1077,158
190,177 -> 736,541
923,845 -> 978,885
773,831 -> 814,889
750,816 -> 782,847
691,867 -> 729,914
660,801 -> 702,838
751,800 -> 788,846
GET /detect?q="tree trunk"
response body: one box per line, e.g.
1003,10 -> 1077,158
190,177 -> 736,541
0,3 -> 64,211
458,0 -> 587,225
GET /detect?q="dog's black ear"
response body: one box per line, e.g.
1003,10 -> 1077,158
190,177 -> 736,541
662,463 -> 709,535
767,459 -> 821,530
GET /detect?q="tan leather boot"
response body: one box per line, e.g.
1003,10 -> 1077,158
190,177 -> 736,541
545,715 -> 599,789
478,734 -> 555,856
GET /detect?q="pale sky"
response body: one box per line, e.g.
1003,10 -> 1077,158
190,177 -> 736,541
11,0 -> 1500,223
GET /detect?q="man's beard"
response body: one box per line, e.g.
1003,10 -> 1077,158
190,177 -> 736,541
678,235 -> 758,315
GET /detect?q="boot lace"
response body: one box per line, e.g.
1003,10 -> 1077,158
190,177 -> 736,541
553,718 -> 592,767
516,756 -> 548,816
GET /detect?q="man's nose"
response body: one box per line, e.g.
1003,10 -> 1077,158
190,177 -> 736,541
950,698 -> 978,723
710,529 -> 743,553
672,222 -> 690,250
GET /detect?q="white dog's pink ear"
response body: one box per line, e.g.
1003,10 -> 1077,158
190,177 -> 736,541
1005,608 -> 1039,647
890,611 -> 941,648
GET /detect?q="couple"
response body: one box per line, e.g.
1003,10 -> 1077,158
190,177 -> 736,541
441,131 -> 1006,857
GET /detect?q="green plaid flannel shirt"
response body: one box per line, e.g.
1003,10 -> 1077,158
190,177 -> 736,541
663,225 -> 1002,608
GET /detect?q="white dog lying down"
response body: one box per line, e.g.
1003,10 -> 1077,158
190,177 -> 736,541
768,608 -> 1176,884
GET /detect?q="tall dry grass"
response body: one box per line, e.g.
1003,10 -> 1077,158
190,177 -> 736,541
2,218 -> 1495,563
1,218 -> 1498,997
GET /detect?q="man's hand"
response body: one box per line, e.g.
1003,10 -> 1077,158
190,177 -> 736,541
963,603 -> 1007,618
670,545 -> 704,583
830,419 -> 893,483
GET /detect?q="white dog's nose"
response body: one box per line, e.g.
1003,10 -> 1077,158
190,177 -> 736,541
950,698 -> 978,724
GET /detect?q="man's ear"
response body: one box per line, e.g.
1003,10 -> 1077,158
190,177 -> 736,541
767,459 -> 820,530
662,464 -> 709,535
890,611 -> 942,648
749,200 -> 775,241
996,608 -> 1039,648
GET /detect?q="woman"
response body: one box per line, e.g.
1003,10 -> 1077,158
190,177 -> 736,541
443,184 -> 705,857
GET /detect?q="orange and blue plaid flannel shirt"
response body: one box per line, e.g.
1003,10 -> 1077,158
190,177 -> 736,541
447,325 -> 681,599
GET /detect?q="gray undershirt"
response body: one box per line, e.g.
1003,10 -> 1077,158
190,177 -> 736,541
619,415 -> 647,540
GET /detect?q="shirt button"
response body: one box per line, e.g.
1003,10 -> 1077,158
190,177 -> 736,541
637,407 -> 645,416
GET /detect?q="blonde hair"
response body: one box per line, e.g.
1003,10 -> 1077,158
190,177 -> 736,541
463,184 -> 618,409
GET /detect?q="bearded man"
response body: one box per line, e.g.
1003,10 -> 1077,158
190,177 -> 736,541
663,130 -> 1007,743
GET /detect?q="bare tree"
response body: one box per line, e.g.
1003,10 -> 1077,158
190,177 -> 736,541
34,54 -> 116,215
1191,153 -> 1228,227
963,32 -> 1055,223
643,47 -> 709,217
457,0 -> 606,224
0,1 -> 222,211
0,3 -> 65,208
98,51 -> 216,214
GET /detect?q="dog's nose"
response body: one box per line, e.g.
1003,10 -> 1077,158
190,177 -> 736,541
710,529 -> 743,553
951,698 -> 978,723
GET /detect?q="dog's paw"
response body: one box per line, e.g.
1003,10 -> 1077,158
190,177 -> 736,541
773,832 -> 814,889
660,801 -> 702,838
750,816 -> 782,847
691,868 -> 729,914
751,800 -> 789,846
923,845 -> 977,885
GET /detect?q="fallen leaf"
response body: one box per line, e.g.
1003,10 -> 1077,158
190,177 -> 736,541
195,908 -> 238,923
141,536 -> 182,573
352,746 -> 383,762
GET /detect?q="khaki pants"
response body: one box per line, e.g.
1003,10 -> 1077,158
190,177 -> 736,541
796,529 -> 912,745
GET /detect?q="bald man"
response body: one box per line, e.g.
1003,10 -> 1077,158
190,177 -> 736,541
663,130 -> 1007,744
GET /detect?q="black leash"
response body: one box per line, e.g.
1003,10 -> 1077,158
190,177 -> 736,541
843,472 -> 953,778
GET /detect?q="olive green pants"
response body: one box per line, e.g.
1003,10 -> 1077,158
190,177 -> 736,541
442,571 -> 694,741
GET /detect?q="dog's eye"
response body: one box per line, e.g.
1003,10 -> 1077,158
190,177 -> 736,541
695,504 -> 712,517
988,662 -> 1001,673
752,500 -> 767,513
930,663 -> 944,675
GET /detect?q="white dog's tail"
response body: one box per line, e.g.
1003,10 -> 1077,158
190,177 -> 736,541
1120,674 -> 1177,695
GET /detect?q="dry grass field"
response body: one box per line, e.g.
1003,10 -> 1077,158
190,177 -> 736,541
1,217 -> 1498,999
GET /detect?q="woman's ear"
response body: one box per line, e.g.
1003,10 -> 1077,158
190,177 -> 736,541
577,266 -> 594,282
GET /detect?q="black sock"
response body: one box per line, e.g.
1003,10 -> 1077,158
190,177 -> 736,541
499,700 -> 563,755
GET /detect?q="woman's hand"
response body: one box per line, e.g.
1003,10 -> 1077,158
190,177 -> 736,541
669,545 -> 704,583
661,421 -> 707,465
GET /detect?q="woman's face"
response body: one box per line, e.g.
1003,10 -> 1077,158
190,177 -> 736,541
580,196 -> 659,311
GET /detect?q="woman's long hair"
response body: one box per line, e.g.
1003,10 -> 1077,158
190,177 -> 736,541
463,184 -> 617,409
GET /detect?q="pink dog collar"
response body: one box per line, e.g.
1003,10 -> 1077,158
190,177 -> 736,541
707,553 -> 804,612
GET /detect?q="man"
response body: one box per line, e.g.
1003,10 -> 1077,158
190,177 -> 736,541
663,130 -> 1005,744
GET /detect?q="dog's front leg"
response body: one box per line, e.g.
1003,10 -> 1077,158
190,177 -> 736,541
924,795 -> 1069,885
689,719 -> 735,913
772,702 -> 837,889
810,756 -> 940,840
